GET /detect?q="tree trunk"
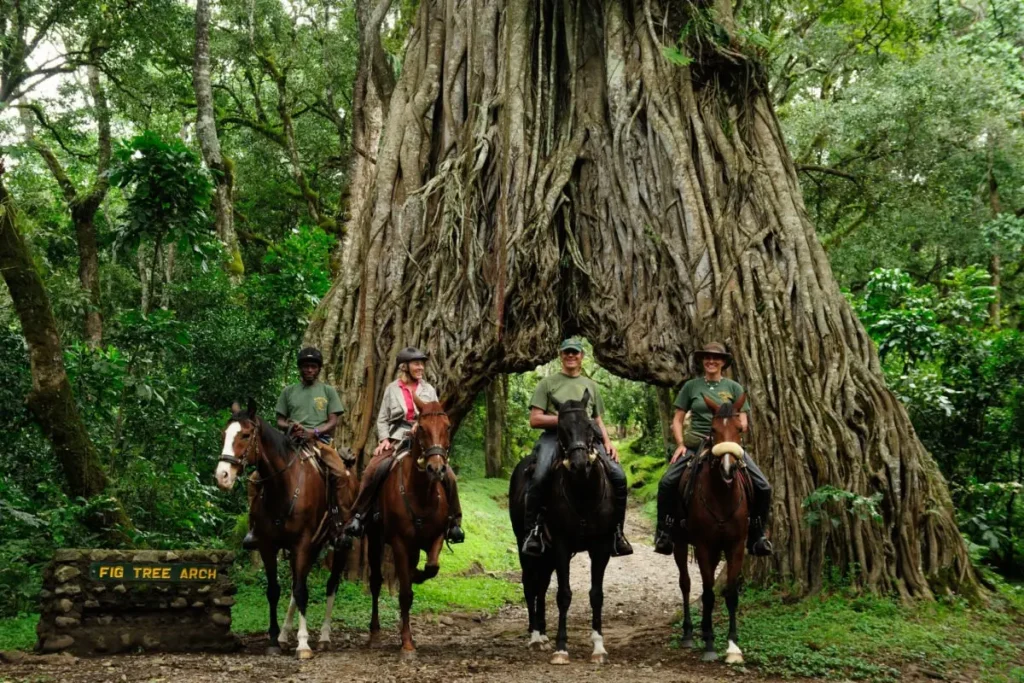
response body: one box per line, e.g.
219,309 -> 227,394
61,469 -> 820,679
0,171 -> 130,539
308,0 -> 981,599
987,162 -> 1001,328
484,374 -> 506,478
657,386 -> 675,458
194,0 -> 243,281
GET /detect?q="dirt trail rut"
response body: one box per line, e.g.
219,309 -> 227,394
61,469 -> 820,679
2,513 -> 747,683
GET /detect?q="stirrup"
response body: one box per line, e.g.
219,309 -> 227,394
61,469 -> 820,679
344,514 -> 366,539
521,526 -> 545,557
750,537 -> 773,557
446,523 -> 465,544
653,528 -> 674,555
612,528 -> 634,557
242,530 -> 259,551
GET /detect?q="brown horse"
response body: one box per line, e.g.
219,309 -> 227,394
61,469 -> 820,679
215,400 -> 358,659
366,397 -> 451,660
672,393 -> 751,664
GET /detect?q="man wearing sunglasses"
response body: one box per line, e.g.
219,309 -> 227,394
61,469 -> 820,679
520,338 -> 633,557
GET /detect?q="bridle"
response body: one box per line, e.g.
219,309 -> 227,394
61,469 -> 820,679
218,419 -> 299,485
412,410 -> 450,470
555,406 -> 596,463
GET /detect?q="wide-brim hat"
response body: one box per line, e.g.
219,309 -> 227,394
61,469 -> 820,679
693,342 -> 732,370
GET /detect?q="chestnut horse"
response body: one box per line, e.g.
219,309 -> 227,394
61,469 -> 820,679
215,401 -> 357,659
366,397 -> 452,660
672,394 -> 751,664
509,390 -> 617,665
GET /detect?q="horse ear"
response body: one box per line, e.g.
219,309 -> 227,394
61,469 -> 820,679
231,401 -> 241,415
246,398 -> 257,419
412,393 -> 425,412
551,397 -> 563,413
703,394 -> 721,415
733,393 -> 747,413
582,388 -> 591,408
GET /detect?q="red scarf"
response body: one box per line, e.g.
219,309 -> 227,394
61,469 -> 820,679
399,380 -> 418,422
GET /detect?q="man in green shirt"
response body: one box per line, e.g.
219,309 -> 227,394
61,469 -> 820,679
242,347 -> 349,550
520,338 -> 633,557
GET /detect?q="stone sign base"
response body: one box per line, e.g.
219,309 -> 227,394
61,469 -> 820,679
36,549 -> 240,656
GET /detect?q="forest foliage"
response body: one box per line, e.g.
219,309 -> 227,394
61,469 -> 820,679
0,0 -> 1022,618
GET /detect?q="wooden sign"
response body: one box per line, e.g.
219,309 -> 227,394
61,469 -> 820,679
89,562 -> 219,582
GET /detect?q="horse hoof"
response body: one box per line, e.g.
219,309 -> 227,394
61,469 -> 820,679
701,651 -> 718,662
681,638 -> 695,649
296,647 -> 313,660
591,653 -> 607,665
266,646 -> 282,656
725,653 -> 744,665
318,638 -> 331,650
550,651 -> 570,665
399,648 -> 417,662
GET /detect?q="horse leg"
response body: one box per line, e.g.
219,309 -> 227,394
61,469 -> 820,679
589,550 -> 611,665
674,541 -> 695,648
261,546 -> 282,656
536,561 -> 553,649
278,595 -> 296,648
413,536 -> 442,584
723,543 -> 745,665
291,540 -> 315,660
320,546 -> 345,647
550,544 -> 572,665
367,531 -> 383,647
392,541 -> 417,660
695,543 -> 719,662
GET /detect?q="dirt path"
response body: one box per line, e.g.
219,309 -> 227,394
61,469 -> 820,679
2,512 -> 741,683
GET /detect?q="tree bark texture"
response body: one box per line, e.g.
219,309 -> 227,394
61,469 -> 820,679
308,0 -> 981,599
0,173 -> 130,539
194,0 -> 243,281
484,374 -> 506,478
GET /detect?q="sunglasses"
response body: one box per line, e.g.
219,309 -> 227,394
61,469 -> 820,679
561,349 -> 582,356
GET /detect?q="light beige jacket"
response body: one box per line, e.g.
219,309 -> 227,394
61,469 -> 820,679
376,379 -> 439,442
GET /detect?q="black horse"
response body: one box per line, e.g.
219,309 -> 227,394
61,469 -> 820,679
510,390 -> 616,665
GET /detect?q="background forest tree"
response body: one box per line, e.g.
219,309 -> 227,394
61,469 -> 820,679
0,0 -> 1021,618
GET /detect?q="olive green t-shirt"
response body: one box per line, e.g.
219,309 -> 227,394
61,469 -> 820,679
673,377 -> 749,448
275,381 -> 344,430
530,373 -> 605,418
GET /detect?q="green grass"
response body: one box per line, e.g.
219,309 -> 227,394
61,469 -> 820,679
0,613 -> 38,651
617,437 -> 665,523
679,586 -> 1024,682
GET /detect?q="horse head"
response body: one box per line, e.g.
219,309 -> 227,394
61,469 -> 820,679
703,393 -> 747,485
215,399 -> 258,490
552,389 -> 599,480
411,396 -> 451,482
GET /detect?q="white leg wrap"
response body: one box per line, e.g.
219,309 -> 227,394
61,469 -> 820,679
279,596 -> 296,645
725,639 -> 744,664
591,631 -> 607,657
319,594 -> 336,643
297,613 -> 310,652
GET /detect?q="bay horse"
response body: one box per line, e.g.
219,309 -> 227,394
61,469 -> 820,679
366,396 -> 452,660
215,400 -> 358,659
672,393 -> 751,664
510,390 -> 616,665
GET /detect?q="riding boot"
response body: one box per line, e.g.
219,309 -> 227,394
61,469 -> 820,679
443,470 -> 465,543
243,473 -> 259,550
343,454 -> 394,539
654,454 -> 690,555
600,449 -> 633,557
522,431 -> 558,557
743,452 -> 773,556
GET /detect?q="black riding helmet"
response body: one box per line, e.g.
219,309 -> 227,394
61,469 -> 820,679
395,346 -> 429,367
297,347 -> 323,367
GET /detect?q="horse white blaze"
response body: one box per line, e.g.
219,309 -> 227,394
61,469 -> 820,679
215,422 -> 242,490
279,596 -> 296,645
591,630 -> 607,656
319,593 -> 335,643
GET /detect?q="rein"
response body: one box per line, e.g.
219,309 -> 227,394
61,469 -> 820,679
219,420 -> 305,524
694,438 -> 749,529
400,409 -> 450,530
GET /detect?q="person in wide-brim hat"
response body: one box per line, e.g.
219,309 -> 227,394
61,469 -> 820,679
654,341 -> 775,558
692,341 -> 732,372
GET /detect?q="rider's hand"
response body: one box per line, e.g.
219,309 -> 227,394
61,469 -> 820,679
373,439 -> 393,457
606,443 -> 619,462
670,444 -> 687,464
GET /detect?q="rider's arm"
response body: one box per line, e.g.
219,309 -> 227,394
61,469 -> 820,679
277,413 -> 292,431
529,407 -> 558,430
594,415 -> 618,461
671,409 -> 687,447
315,412 -> 340,436
738,412 -> 748,433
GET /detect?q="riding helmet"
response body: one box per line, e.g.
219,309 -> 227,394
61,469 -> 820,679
297,347 -> 324,367
396,346 -> 429,366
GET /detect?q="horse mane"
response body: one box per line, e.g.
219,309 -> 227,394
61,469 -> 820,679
231,411 -> 290,452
